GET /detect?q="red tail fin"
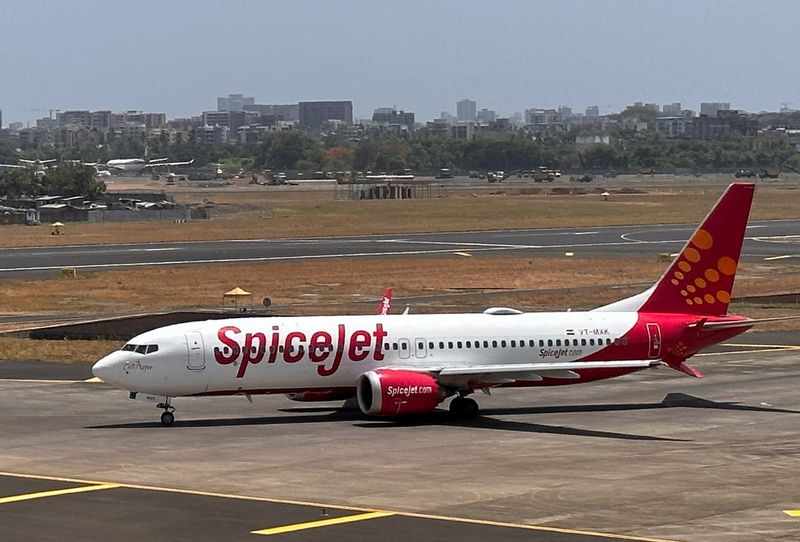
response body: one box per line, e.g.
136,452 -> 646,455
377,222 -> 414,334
638,183 -> 755,315
376,288 -> 392,315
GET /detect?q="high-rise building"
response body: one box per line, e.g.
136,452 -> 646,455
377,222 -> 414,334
476,108 -> 496,122
456,98 -> 477,121
585,105 -> 600,118
202,110 -> 247,130
298,101 -> 353,131
662,103 -> 682,116
244,103 -> 300,122
57,110 -> 92,127
217,94 -> 255,111
700,102 -> 730,118
372,107 -> 415,132
0,109 -> 3,129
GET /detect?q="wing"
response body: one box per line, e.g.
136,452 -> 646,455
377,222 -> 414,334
387,360 -> 659,388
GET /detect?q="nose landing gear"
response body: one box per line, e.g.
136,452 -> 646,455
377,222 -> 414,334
157,399 -> 175,426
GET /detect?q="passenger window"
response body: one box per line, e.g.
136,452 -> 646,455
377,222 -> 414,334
418,342 -> 424,349
448,341 -> 454,349
510,340 -> 516,347
500,340 -> 506,348
474,341 -> 480,349
483,340 -> 489,348
384,343 -> 389,350
606,338 -> 612,345
393,343 -> 398,350
581,339 -> 587,346
401,343 -> 408,350
466,341 -> 471,348
621,338 -> 629,346
555,339 -> 561,346
547,339 -> 553,347
457,341 -> 462,349
589,339 -> 595,346
492,340 -> 497,348
529,340 -> 535,347
439,341 -> 445,349
428,342 -> 434,349
539,340 -> 544,347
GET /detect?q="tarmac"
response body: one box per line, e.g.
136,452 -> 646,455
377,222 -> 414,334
0,218 -> 799,280
1,332 -> 799,541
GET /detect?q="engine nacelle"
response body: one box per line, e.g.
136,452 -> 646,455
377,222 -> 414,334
356,369 -> 443,416
286,390 -> 355,402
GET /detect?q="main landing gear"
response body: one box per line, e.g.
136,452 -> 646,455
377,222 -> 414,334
449,395 -> 479,420
157,399 -> 175,426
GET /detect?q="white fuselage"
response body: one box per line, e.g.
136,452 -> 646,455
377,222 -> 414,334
106,159 -> 149,173
93,311 -> 639,398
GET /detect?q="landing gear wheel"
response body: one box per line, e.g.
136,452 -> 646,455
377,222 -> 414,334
462,397 -> 479,419
160,410 -> 175,426
449,396 -> 480,420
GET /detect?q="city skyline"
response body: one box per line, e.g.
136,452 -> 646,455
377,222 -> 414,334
2,0 -> 799,126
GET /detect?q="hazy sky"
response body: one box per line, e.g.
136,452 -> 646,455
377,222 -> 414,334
2,0 -> 799,126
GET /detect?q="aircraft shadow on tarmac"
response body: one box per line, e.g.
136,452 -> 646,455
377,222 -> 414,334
87,393 -> 796,439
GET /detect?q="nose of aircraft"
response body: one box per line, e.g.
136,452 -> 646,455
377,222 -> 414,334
92,351 -> 124,384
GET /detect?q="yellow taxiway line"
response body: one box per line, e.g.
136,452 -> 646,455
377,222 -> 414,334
785,510 -> 800,517
0,483 -> 119,505
0,470 -> 679,542
252,511 -> 395,536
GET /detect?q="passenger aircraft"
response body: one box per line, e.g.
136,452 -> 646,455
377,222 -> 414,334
93,183 -> 786,426
0,158 -> 57,177
105,157 -> 194,174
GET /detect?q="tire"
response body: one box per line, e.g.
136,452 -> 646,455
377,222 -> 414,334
160,411 -> 175,426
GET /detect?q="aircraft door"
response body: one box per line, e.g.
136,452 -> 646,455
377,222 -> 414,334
414,338 -> 427,358
646,323 -> 662,359
185,331 -> 206,370
398,338 -> 411,359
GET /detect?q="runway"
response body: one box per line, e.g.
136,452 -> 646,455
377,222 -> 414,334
1,331 -> 799,541
0,219 -> 798,279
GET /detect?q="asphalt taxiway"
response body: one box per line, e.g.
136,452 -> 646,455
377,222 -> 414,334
0,219 -> 798,279
1,332 -> 799,542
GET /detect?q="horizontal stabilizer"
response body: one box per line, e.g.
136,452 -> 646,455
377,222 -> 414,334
690,315 -> 800,331
674,362 -> 703,378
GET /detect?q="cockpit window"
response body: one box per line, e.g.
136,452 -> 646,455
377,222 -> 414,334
122,343 -> 159,355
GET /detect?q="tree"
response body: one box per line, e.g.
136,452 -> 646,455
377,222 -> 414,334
0,168 -> 37,198
41,164 -> 106,199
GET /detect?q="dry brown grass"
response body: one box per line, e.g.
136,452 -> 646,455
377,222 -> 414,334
0,255 -> 668,315
1,184 -> 798,248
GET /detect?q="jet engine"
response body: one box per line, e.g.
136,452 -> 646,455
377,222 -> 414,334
285,390 -> 355,402
356,369 -> 444,416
